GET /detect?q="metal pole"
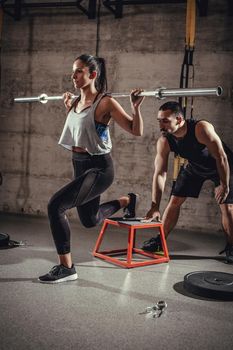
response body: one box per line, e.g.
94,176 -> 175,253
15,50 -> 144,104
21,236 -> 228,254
14,86 -> 223,104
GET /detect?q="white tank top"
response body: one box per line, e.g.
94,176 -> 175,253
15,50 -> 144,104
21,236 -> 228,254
58,95 -> 112,155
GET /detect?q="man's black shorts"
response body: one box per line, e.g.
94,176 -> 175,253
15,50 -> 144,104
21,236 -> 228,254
171,164 -> 233,204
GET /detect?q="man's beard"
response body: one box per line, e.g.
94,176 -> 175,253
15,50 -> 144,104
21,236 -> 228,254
161,129 -> 168,135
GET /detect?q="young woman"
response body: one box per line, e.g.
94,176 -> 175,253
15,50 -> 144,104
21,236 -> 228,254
39,54 -> 144,283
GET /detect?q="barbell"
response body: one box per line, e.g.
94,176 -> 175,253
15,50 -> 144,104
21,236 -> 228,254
14,86 -> 223,104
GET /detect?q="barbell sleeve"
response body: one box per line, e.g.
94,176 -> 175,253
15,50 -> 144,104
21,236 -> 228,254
14,93 -> 69,104
157,86 -> 223,98
14,86 -> 223,104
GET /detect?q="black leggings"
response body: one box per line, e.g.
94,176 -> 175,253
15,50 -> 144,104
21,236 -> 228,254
48,152 -> 121,254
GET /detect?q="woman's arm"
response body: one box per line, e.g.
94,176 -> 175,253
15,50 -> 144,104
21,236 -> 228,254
107,89 -> 144,136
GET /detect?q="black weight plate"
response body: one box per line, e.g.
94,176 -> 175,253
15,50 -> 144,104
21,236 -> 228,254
184,271 -> 233,300
0,233 -> 10,247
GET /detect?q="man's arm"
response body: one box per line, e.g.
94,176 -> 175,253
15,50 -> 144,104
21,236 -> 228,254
143,136 -> 170,221
196,121 -> 230,203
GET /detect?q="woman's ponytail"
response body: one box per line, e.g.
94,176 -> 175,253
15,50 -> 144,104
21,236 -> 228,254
95,57 -> 108,93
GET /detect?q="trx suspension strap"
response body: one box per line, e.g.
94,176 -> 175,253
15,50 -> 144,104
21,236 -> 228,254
179,0 -> 196,119
173,0 -> 196,187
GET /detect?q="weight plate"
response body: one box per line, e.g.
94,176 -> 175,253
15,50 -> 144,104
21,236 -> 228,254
0,233 -> 10,247
184,271 -> 233,300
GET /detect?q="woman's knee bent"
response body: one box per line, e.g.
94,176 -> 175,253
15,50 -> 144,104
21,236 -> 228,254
47,195 -> 65,218
79,216 -> 98,228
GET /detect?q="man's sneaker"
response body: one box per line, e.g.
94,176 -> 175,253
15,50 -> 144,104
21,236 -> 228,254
219,243 -> 233,264
142,235 -> 163,253
38,264 -> 78,284
123,193 -> 138,219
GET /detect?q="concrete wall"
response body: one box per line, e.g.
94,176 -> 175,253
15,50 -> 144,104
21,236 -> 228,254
0,1 -> 232,233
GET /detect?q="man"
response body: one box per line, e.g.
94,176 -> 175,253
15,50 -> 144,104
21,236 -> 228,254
142,101 -> 233,263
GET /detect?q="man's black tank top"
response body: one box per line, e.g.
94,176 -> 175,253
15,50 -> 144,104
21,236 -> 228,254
165,119 -> 233,176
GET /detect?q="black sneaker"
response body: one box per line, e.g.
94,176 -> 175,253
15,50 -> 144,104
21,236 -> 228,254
38,264 -> 78,284
142,235 -> 162,253
219,243 -> 233,264
123,193 -> 138,219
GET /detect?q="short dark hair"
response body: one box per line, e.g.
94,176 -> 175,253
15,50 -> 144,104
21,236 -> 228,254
159,101 -> 184,117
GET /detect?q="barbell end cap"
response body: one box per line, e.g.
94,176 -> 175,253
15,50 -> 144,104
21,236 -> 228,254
39,93 -> 48,104
217,86 -> 223,96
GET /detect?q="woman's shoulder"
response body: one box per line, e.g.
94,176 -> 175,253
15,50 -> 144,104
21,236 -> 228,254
66,96 -> 80,113
100,93 -> 112,102
97,94 -> 115,109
